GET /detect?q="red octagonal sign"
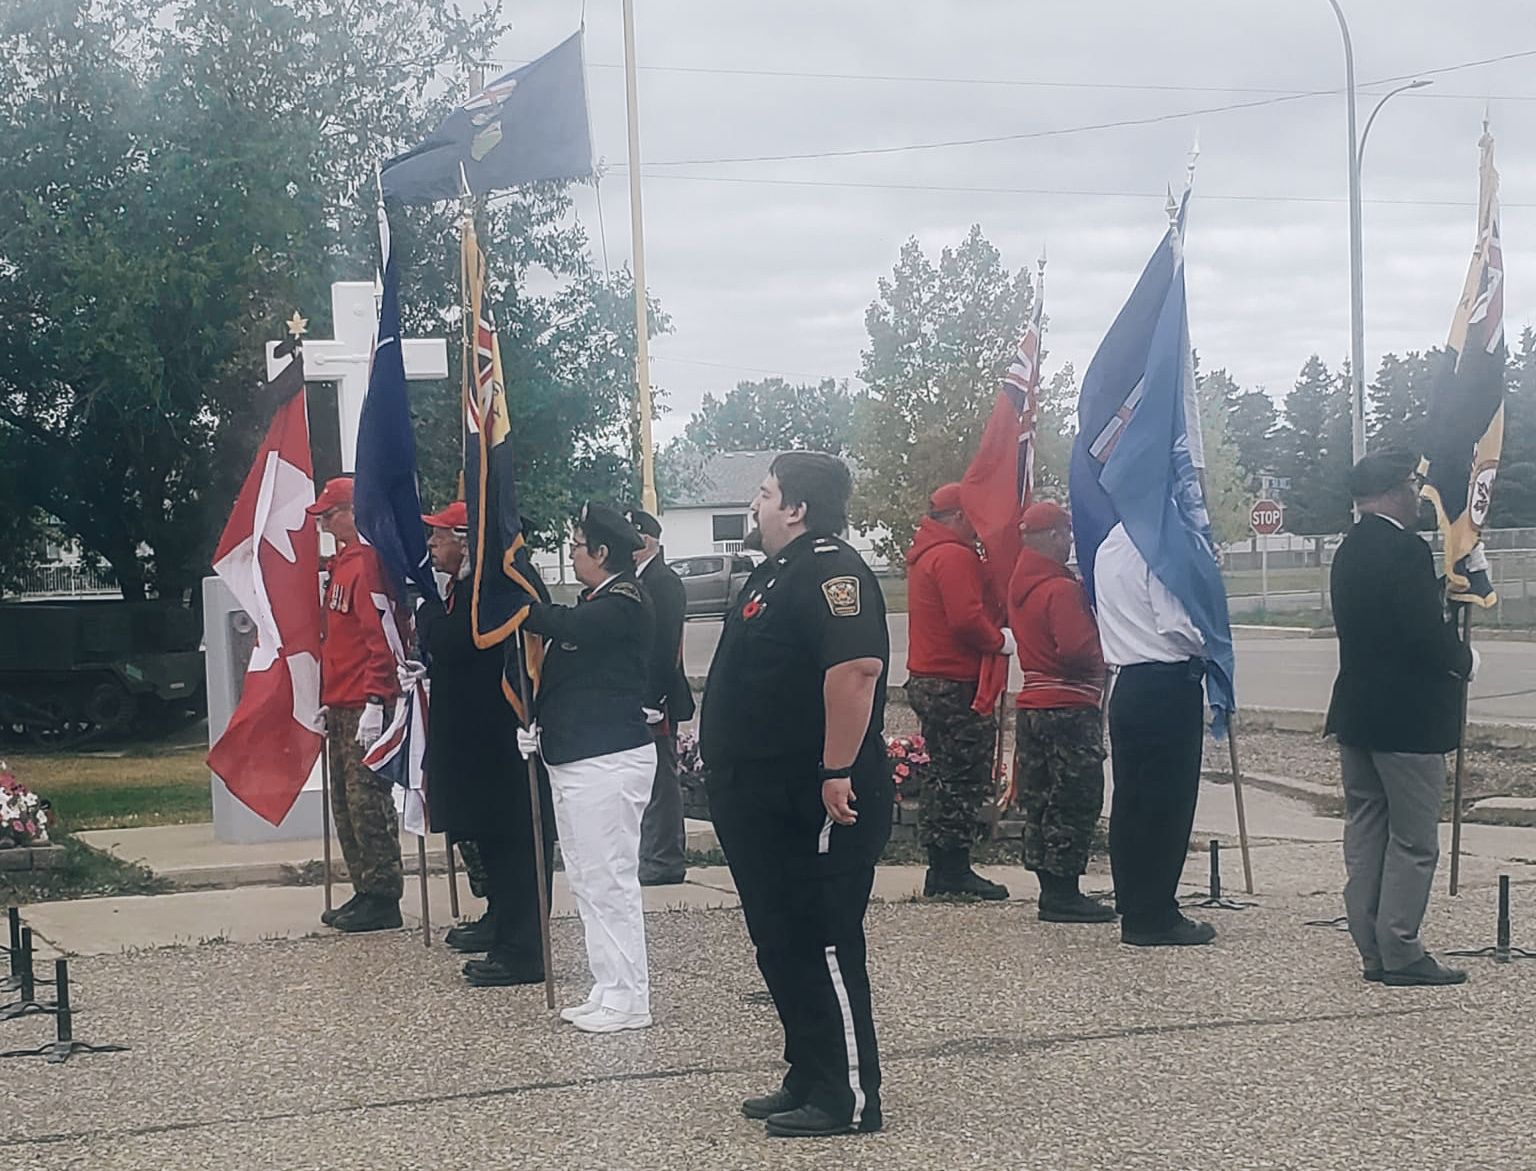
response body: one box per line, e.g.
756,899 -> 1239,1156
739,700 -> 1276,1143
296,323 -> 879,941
1250,498 -> 1284,535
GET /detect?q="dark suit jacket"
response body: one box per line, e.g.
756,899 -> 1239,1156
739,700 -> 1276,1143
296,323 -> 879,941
1325,513 -> 1473,754
639,554 -> 696,725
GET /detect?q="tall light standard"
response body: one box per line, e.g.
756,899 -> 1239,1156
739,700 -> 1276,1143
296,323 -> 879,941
1326,0 -> 1429,461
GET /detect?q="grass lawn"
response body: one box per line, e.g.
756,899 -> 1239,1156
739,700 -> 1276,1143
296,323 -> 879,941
0,829 -> 171,904
3,739 -> 211,834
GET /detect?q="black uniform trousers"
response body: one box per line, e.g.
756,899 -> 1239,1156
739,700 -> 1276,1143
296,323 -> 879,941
707,757 -> 892,1128
1107,661 -> 1206,933
474,764 -> 557,972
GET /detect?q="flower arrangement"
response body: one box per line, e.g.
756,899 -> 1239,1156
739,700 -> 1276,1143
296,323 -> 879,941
0,760 -> 51,847
886,734 -> 930,802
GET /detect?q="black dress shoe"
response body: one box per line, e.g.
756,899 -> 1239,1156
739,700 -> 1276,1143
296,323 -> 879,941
1380,955 -> 1467,987
639,871 -> 687,887
320,893 -> 362,927
1362,968 -> 1384,983
765,1104 -> 855,1138
742,1087 -> 801,1120
462,956 -> 545,987
1121,916 -> 1216,948
334,895 -> 403,934
445,914 -> 496,953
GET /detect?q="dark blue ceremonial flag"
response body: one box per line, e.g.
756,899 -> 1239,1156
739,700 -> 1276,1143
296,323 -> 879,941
354,208 -> 436,601
381,30 -> 592,205
1068,195 -> 1236,735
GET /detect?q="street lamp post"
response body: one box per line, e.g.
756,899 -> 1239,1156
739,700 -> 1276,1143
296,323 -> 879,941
1325,1 -> 1430,463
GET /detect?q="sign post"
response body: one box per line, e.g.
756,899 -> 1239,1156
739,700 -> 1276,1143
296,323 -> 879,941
1250,498 -> 1284,614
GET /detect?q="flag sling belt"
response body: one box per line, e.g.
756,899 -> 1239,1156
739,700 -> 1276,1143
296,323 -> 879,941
327,707 -> 404,900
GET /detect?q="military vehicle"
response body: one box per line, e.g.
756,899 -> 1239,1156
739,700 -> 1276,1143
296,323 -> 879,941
0,600 -> 204,745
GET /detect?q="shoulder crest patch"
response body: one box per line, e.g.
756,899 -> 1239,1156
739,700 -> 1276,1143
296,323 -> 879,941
821,574 -> 861,617
608,580 -> 643,602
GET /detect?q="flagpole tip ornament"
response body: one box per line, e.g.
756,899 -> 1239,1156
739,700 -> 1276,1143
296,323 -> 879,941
286,311 -> 309,339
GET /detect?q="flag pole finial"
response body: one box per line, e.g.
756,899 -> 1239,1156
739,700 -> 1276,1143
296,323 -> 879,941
1166,185 -> 1179,226
1037,244 -> 1047,276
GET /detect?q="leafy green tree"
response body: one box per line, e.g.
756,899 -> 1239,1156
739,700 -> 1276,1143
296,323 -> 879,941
1200,368 -> 1278,494
1191,369 -> 1254,545
0,0 -> 659,591
1494,327 -> 1536,527
680,377 -> 854,456
1032,363 -> 1078,493
851,226 -> 1033,561
1275,355 -> 1354,534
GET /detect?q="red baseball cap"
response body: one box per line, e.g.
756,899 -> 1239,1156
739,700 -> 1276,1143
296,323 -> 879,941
1019,501 -> 1070,533
421,501 -> 469,530
305,477 -> 354,517
929,482 -> 965,513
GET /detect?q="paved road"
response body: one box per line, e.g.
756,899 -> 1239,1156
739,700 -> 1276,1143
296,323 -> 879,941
684,615 -> 1536,726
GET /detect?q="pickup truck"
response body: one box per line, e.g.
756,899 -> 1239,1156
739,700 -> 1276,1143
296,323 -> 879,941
668,553 -> 756,618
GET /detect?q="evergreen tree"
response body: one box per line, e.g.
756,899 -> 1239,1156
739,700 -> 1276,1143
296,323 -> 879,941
1275,356 -> 1353,534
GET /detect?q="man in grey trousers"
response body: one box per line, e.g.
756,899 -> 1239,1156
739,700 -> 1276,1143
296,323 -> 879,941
1325,450 -> 1475,987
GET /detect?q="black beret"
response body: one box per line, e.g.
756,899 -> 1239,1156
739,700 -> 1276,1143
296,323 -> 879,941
578,501 -> 644,556
1347,449 -> 1418,501
626,508 -> 662,539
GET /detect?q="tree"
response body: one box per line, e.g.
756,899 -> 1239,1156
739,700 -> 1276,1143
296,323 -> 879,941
851,227 -> 1033,561
1201,368 -> 1278,494
1275,356 -> 1354,534
1368,350 -> 1441,453
1194,370 -> 1254,545
1494,327 -> 1536,527
1032,363 -> 1078,493
680,377 -> 854,456
0,0 -> 659,591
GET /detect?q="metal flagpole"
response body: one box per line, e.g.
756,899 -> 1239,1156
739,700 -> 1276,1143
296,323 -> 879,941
1449,605 -> 1473,895
1225,715 -> 1255,895
622,0 -> 657,515
319,736 -> 334,914
445,838 -> 461,920
416,830 -> 431,947
517,630 -> 557,1010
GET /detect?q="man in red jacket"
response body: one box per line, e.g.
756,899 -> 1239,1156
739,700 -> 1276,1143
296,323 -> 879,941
307,476 -> 404,933
905,483 -> 1012,899
1006,501 -> 1114,923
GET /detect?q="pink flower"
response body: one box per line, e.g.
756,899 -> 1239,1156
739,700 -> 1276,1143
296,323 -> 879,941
894,763 -> 909,778
10,820 -> 22,833
911,735 -> 926,749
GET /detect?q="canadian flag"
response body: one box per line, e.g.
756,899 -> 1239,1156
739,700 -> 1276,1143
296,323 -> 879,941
207,351 -> 325,825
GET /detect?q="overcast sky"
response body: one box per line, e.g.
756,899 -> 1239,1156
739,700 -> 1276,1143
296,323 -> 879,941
495,1 -> 1536,443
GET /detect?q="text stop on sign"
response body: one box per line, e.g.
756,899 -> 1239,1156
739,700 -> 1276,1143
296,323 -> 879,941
1250,498 -> 1284,535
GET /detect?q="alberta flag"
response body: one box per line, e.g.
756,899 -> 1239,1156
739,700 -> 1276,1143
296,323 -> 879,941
1068,192 -> 1235,735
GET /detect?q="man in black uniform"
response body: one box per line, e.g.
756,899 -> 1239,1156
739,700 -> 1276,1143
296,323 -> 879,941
627,508 -> 695,886
701,451 -> 892,1139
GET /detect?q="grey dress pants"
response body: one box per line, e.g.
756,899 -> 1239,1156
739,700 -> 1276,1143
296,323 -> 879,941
1339,745 -> 1447,971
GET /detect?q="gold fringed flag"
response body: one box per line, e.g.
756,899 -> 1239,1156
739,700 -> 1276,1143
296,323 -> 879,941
1420,122 -> 1506,606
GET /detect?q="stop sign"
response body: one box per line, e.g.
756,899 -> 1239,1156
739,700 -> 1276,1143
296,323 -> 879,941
1250,498 -> 1284,535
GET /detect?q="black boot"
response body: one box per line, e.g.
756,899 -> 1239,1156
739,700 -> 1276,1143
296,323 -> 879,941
463,951 -> 544,987
1036,872 -> 1117,923
320,892 -> 362,927
334,893 -> 403,933
446,908 -> 496,953
924,846 -> 1009,900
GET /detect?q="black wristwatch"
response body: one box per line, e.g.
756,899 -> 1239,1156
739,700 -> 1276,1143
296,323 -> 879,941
818,764 -> 853,781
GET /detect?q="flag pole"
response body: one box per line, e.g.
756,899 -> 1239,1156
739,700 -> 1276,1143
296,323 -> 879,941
517,630 -> 557,1010
320,735 -> 334,914
622,0 -> 657,515
1449,604 -> 1473,895
1226,715 -> 1255,895
416,829 -> 431,947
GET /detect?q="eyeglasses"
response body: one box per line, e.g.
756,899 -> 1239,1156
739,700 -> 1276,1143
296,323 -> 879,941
569,541 -> 588,552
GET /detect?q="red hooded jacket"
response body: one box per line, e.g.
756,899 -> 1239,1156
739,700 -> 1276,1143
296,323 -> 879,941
320,542 -> 402,708
905,517 -> 1004,683
1007,546 -> 1105,710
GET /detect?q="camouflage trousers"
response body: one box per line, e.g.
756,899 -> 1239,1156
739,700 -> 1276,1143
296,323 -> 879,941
906,675 -> 998,850
1014,706 -> 1106,877
456,840 -> 489,900
327,706 -> 404,900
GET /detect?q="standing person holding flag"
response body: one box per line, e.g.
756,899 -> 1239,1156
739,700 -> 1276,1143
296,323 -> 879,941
1069,183 -> 1236,949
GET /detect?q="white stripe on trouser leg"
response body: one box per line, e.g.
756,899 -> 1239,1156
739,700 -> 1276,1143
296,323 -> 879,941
823,945 -> 865,1125
547,743 -> 657,1016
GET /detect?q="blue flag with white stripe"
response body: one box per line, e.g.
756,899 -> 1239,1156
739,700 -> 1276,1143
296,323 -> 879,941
354,207 -> 436,601
1068,193 -> 1235,735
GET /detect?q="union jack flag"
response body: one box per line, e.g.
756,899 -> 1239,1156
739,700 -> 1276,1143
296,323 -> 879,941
360,589 -> 429,836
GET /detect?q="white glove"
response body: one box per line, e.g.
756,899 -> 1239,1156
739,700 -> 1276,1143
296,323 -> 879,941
642,706 -> 664,725
998,628 -> 1018,657
1465,544 -> 1490,573
516,724 -> 541,760
397,659 -> 427,692
356,702 -> 385,748
1467,646 -> 1481,682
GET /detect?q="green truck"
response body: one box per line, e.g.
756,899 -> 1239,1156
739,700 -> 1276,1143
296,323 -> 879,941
0,600 -> 205,746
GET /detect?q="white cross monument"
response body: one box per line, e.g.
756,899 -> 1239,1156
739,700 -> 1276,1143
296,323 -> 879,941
205,279 -> 449,844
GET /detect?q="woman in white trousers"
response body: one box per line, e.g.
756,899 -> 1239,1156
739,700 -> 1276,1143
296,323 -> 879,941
521,503 -> 658,1034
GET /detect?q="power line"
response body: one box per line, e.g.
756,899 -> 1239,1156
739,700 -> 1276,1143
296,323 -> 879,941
610,168 -> 1536,210
634,48 -> 1536,166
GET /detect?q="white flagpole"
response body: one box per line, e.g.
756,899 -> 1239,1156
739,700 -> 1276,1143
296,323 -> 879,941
622,0 -> 658,515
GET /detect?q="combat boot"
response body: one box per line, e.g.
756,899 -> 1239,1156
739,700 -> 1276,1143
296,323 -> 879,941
320,892 -> 362,927
1036,872 -> 1117,923
333,893 -> 403,933
923,847 -> 1009,901
446,909 -> 496,953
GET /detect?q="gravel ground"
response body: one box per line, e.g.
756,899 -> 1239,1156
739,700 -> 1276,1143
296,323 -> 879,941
4,889 -> 1534,1170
